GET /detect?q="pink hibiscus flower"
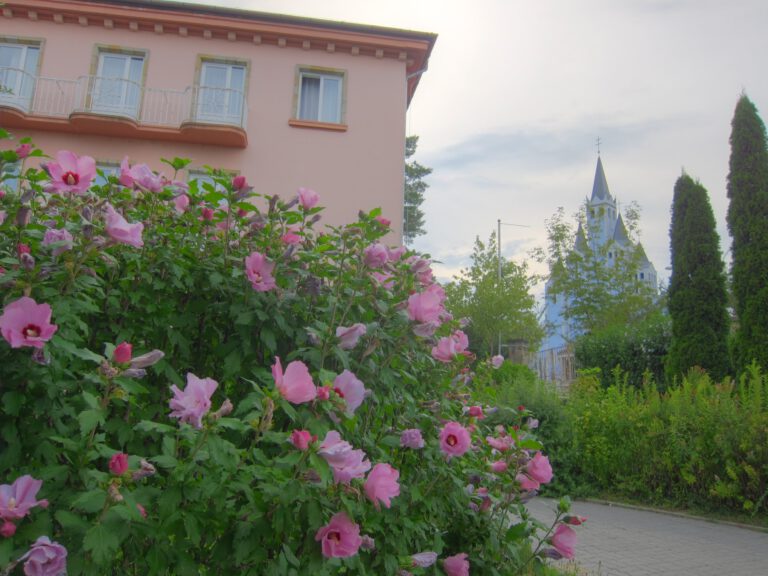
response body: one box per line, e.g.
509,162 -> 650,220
551,524 -> 577,559
443,552 -> 470,576
333,370 -> 367,415
20,536 -> 67,576
526,452 -> 553,485
335,323 -> 366,350
318,431 -> 371,483
168,373 -> 218,429
297,187 -> 320,210
272,357 -> 316,404
104,203 -> 144,248
364,463 -> 400,509
0,475 -> 48,521
315,512 -> 362,558
44,150 -> 95,195
0,297 -> 58,349
244,251 -> 277,292
439,422 -> 471,458
431,330 -> 469,363
363,243 -> 388,268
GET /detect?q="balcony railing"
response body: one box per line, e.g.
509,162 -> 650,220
0,68 -> 247,133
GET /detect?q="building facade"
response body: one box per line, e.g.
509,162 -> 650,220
0,0 -> 435,239
535,156 -> 658,384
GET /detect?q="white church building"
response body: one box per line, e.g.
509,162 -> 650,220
534,156 -> 658,385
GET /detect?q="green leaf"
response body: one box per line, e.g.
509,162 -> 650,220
2,391 -> 24,416
151,454 -> 179,469
52,336 -> 105,363
55,510 -> 90,533
135,420 -> 176,434
184,513 -> 201,546
83,523 -> 120,565
78,409 -> 105,436
72,489 -> 106,513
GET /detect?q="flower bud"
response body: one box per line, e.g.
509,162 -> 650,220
113,342 -> 133,364
15,143 -> 32,159
20,188 -> 34,204
211,398 -> 234,420
121,368 -> 147,379
109,452 -> 129,476
360,535 -> 376,551
16,207 -> 31,227
131,459 -> 156,481
129,349 -> 164,369
108,482 -> 124,503
20,253 -> 35,270
0,520 -> 16,538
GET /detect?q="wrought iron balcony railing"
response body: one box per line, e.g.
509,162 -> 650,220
0,68 -> 247,130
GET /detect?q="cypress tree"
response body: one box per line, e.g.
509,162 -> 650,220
667,174 -> 730,380
726,94 -> 768,372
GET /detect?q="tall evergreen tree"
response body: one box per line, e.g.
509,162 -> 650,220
403,135 -> 431,244
667,174 -> 730,379
726,94 -> 768,372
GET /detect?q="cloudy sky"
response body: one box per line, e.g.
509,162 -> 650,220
198,0 -> 768,290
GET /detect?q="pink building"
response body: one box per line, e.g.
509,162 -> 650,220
0,0 -> 435,239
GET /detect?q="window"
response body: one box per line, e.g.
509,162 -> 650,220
1,161 -> 21,194
0,41 -> 40,112
94,162 -> 120,187
92,50 -> 145,118
296,68 -> 344,124
196,60 -> 246,125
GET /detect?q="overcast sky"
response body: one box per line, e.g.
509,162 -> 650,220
197,0 -> 768,291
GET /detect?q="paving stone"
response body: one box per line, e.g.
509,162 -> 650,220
526,498 -> 768,576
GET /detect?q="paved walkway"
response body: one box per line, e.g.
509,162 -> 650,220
526,498 -> 768,576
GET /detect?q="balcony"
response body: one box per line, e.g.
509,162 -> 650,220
0,68 -> 247,147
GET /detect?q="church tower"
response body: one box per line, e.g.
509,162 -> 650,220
585,156 -> 618,250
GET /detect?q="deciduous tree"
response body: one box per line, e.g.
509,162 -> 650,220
444,232 -> 542,356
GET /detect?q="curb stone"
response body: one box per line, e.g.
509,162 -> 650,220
580,497 -> 768,534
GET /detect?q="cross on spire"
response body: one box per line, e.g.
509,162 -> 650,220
596,136 -> 602,156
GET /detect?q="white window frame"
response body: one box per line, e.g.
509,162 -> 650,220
91,49 -> 145,119
195,60 -> 247,125
295,67 -> 345,124
94,162 -> 120,187
0,40 -> 41,113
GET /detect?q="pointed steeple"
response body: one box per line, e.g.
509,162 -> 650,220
590,156 -> 611,202
613,214 -> 630,245
635,243 -> 650,264
574,222 -> 588,253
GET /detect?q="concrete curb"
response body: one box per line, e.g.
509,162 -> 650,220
579,497 -> 768,534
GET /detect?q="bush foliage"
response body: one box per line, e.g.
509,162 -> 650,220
0,132 -> 579,575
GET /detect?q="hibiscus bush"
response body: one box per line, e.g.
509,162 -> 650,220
0,129 -> 582,575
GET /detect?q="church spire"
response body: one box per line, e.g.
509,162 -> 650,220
613,213 -> 630,245
590,156 -> 611,202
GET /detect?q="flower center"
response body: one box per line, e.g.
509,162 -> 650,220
7,498 -> 16,510
446,434 -> 457,447
22,324 -> 41,339
328,531 -> 341,543
62,171 -> 79,186
333,387 -> 345,399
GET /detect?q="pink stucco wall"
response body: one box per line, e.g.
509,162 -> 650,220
1,14 -> 409,238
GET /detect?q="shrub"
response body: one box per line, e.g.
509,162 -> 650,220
0,132 -> 581,575
574,316 -> 671,389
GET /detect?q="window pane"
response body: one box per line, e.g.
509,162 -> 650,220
320,77 -> 341,123
299,75 -> 320,121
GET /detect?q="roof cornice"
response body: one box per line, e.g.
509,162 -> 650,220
2,0 -> 436,103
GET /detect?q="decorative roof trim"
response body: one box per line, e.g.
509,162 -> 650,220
4,0 -> 437,104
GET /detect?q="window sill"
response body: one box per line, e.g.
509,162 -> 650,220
288,118 -> 348,132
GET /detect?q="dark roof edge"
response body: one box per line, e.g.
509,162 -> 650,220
87,0 -> 438,42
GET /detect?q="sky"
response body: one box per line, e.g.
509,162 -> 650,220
194,0 -> 768,291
